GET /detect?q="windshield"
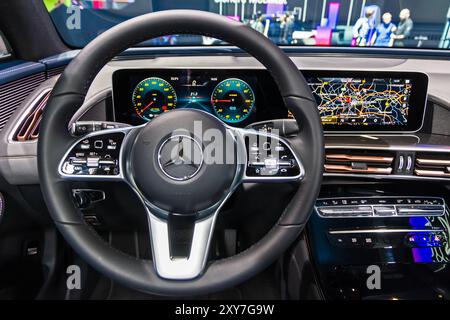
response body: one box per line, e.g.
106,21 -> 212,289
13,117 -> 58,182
44,0 -> 450,50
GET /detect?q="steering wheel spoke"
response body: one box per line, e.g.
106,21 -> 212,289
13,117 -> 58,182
58,126 -> 137,181
145,207 -> 218,280
232,128 -> 305,183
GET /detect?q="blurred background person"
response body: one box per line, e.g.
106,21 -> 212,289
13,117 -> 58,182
280,13 -> 295,44
371,12 -> 397,47
250,12 -> 265,34
393,8 -> 414,47
353,7 -> 375,46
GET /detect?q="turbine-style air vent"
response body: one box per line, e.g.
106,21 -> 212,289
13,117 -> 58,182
14,90 -> 51,141
415,153 -> 450,178
324,149 -> 395,175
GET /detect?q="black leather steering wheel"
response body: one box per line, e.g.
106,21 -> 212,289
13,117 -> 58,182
38,10 -> 323,296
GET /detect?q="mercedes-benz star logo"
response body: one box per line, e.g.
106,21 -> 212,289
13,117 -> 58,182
157,135 -> 204,181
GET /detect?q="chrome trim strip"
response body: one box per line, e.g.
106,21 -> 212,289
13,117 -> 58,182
324,172 -> 450,181
324,143 -> 450,153
324,164 -> 393,174
414,169 -> 450,177
329,228 -> 444,235
325,153 -> 394,163
416,158 -> 450,166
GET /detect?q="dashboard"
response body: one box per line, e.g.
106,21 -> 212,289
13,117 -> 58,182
112,69 -> 428,132
2,52 -> 449,187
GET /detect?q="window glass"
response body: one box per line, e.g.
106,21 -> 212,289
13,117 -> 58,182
45,0 -> 450,50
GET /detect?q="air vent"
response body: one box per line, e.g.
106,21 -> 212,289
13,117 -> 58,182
14,90 -> 51,141
0,72 -> 46,132
414,153 -> 450,178
324,149 -> 395,175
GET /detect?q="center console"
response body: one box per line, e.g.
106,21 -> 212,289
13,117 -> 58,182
307,184 -> 450,300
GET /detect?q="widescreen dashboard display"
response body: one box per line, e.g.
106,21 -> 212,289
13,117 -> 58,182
311,77 -> 410,126
112,69 -> 428,132
304,71 -> 428,132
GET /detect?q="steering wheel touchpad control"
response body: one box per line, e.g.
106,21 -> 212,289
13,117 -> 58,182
244,132 -> 301,179
60,132 -> 125,177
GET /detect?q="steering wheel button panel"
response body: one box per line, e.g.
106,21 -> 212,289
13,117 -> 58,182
243,132 -> 302,180
60,131 -> 126,178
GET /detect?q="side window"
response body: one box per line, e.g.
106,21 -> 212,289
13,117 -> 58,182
0,30 -> 12,59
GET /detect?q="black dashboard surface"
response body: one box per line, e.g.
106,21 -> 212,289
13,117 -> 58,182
112,69 -> 428,132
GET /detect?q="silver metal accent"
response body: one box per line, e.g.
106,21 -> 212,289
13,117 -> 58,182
324,172 -> 450,181
86,157 -> 100,168
146,210 -> 217,280
374,206 -> 396,216
324,141 -> 450,153
157,134 -> 204,181
396,206 -> 445,215
398,155 -> 404,170
142,125 -> 245,279
406,155 -> 413,171
144,162 -> 243,280
317,206 -> 373,217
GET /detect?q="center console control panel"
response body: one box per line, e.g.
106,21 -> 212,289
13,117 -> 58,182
308,191 -> 450,300
312,195 -> 449,255
316,197 -> 445,218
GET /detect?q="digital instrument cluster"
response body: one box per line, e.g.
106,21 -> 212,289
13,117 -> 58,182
113,69 -> 428,132
113,69 -> 284,127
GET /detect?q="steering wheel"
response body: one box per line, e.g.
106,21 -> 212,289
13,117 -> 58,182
38,10 -> 323,296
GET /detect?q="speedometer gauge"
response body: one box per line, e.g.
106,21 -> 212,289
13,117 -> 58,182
132,77 -> 177,121
211,78 -> 255,123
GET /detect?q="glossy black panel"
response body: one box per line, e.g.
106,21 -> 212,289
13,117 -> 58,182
307,182 -> 450,300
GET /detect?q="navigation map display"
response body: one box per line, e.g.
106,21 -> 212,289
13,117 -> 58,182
305,71 -> 428,132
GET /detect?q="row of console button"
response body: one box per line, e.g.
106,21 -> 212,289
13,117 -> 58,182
316,197 -> 445,218
328,230 -> 445,248
317,197 -> 443,207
